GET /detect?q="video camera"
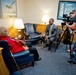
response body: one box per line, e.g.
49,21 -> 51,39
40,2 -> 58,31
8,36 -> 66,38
61,14 -> 71,26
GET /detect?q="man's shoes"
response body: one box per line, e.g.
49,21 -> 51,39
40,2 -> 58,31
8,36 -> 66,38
48,48 -> 50,50
35,57 -> 41,61
37,57 -> 41,61
48,47 -> 51,50
71,54 -> 74,58
67,60 -> 76,64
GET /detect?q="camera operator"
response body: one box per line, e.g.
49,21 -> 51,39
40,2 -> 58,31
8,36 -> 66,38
66,10 -> 76,64
69,12 -> 73,24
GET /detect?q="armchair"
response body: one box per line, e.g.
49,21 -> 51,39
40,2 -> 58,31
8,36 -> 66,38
0,41 -> 34,73
24,23 -> 41,42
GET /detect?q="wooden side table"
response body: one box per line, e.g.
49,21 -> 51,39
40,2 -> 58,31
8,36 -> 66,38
0,47 -> 10,75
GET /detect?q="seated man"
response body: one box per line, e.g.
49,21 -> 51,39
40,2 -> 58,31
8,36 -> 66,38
41,18 -> 58,50
0,27 -> 41,61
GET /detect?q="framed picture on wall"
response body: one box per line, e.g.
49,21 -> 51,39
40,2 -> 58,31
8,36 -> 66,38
0,0 -> 17,18
57,1 -> 76,20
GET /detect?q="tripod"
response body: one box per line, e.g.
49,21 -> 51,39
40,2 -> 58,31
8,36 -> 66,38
55,27 -> 74,59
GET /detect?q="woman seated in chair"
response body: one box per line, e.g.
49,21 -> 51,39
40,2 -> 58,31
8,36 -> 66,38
0,27 -> 41,61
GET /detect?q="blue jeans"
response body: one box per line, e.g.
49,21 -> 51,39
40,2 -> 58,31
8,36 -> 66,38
73,42 -> 76,63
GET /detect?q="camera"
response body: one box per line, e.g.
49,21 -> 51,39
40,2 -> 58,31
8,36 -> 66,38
63,14 -> 71,22
61,14 -> 71,26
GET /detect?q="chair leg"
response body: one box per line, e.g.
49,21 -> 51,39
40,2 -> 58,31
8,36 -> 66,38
54,40 -> 59,52
32,61 -> 34,67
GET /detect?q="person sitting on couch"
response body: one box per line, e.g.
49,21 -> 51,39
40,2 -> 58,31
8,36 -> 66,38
0,27 -> 41,61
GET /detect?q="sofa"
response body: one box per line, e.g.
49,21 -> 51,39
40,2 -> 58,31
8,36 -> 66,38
0,41 -> 34,73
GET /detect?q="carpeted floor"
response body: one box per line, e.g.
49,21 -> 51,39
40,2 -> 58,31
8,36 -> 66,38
11,43 -> 76,75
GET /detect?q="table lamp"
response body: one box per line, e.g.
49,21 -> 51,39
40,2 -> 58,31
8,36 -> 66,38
14,19 -> 24,39
41,15 -> 49,24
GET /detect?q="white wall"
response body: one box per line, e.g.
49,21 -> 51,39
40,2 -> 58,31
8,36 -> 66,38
19,0 -> 62,25
0,18 -> 15,28
0,0 -> 75,28
60,0 -> 76,1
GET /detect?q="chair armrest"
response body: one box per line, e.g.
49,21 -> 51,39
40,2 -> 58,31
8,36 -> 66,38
24,32 -> 30,36
35,31 -> 41,34
13,50 -> 30,58
0,40 -> 12,51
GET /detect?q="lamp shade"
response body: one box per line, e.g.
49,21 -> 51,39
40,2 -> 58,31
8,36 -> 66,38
41,15 -> 49,23
14,19 -> 24,29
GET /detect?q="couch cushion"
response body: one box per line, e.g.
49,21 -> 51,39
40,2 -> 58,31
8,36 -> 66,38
13,50 -> 30,58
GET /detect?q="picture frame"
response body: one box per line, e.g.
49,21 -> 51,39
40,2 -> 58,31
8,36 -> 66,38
0,0 -> 17,18
57,1 -> 76,20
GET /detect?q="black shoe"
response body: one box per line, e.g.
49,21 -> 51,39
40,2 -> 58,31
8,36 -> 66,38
35,57 -> 41,61
67,60 -> 76,64
48,48 -> 50,50
71,54 -> 74,58
48,47 -> 51,50
37,57 -> 41,61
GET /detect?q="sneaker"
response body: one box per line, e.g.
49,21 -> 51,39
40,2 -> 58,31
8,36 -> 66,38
67,50 -> 70,52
